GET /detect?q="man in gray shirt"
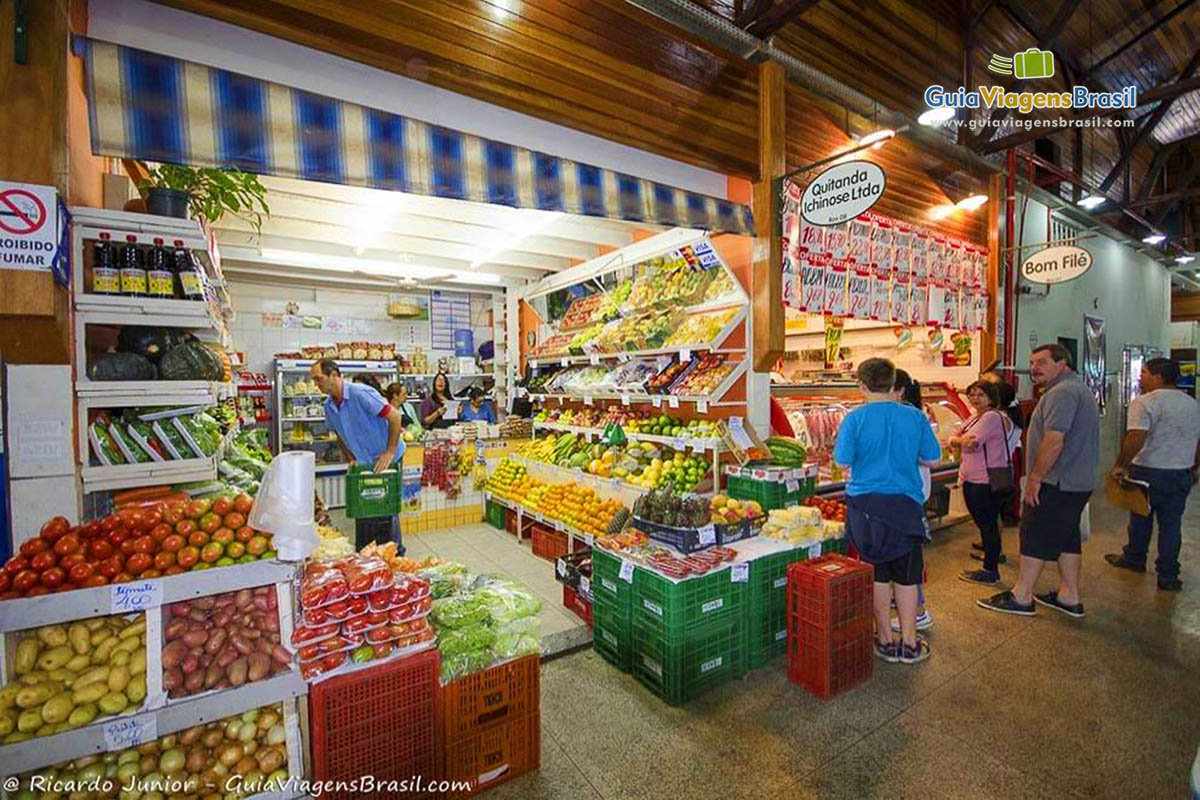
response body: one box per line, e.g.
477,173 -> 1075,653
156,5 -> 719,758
979,344 -> 1099,618
1106,358 -> 1200,591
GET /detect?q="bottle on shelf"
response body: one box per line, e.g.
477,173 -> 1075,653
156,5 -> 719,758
119,235 -> 147,297
173,239 -> 206,301
147,237 -> 174,299
92,232 -> 120,295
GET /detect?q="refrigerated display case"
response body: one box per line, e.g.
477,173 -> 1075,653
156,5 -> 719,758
769,381 -> 970,523
1120,344 -> 1166,429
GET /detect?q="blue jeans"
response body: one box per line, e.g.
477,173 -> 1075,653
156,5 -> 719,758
1123,465 -> 1194,581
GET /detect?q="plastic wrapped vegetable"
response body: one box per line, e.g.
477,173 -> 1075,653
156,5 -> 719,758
431,594 -> 491,629
440,650 -> 494,683
420,562 -> 470,599
472,577 -> 543,625
88,419 -> 125,466
108,421 -> 151,463
491,616 -> 541,660
436,624 -> 496,658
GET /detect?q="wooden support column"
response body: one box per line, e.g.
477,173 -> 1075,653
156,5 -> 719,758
751,61 -> 785,372
982,172 -> 1003,367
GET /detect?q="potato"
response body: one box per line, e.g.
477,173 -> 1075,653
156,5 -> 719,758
18,671 -> 47,686
47,667 -> 78,684
64,653 -> 91,673
37,625 -> 68,648
37,645 -> 75,672
112,636 -> 141,656
0,684 -> 18,709
68,623 -> 92,655
67,703 -> 98,729
14,638 -> 39,675
40,694 -> 73,725
16,682 -> 61,709
98,692 -> 129,715
107,666 -> 131,694
0,709 -> 15,736
17,708 -> 44,733
72,681 -> 109,706
247,654 -> 270,683
89,627 -> 113,647
92,636 -> 118,664
161,640 -> 187,669
75,665 -> 110,689
227,658 -> 248,687
125,674 -> 147,704
118,617 -> 146,641
128,649 -> 147,676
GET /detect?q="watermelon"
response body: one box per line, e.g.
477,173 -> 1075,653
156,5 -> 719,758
159,341 -> 224,380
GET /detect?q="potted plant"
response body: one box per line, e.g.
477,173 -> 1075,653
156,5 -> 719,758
140,165 -> 270,231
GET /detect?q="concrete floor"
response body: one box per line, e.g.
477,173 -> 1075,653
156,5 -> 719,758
475,493 -> 1200,800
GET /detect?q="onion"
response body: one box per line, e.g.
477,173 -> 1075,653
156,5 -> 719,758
217,742 -> 243,768
234,755 -> 257,776
185,748 -> 208,774
266,723 -> 287,746
139,754 -> 158,774
223,721 -> 241,740
237,720 -> 256,742
242,739 -> 259,756
158,748 -> 185,775
241,709 -> 259,726
201,729 -> 223,749
255,746 -> 285,774
256,711 -> 279,731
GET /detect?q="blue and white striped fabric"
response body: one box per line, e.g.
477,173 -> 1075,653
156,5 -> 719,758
77,37 -> 754,236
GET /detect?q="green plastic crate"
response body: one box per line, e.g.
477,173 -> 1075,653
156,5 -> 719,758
631,618 -> 747,705
633,565 -> 747,638
592,593 -> 633,672
345,465 -> 402,518
746,546 -> 803,669
727,474 -> 802,511
485,499 -> 506,530
591,549 -> 635,611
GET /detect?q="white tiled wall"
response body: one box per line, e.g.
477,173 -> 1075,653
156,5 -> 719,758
228,281 -> 498,377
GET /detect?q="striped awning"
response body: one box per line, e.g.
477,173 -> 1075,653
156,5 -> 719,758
77,38 -> 754,236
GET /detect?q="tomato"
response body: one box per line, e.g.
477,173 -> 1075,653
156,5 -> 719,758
320,652 -> 347,671
39,566 -> 66,588
223,512 -> 246,531
0,591 -> 18,600
80,519 -> 103,539
225,541 -> 245,559
160,534 -> 184,553
99,513 -> 122,533
211,527 -> 235,545
68,562 -> 95,583
198,513 -> 222,534
125,553 -> 152,575
149,523 -> 173,543
175,519 -> 197,537
176,546 -> 200,569
19,538 -> 48,558
187,531 -> 210,547
141,506 -> 164,529
141,568 -> 161,579
200,543 -> 224,563
83,574 -> 109,587
119,539 -> 138,557
132,535 -> 157,555
87,539 -> 114,561
4,557 -> 30,576
59,553 -> 86,571
233,494 -> 254,515
164,565 -> 186,576
30,551 -> 58,572
187,498 -> 212,519
301,587 -> 328,608
53,534 -> 81,557
212,496 -> 234,516
0,573 -> 9,593
235,525 -> 255,543
25,586 -> 50,597
98,556 -> 124,579
108,528 -> 130,546
153,551 -> 176,570
117,507 -> 141,529
39,516 -> 71,543
112,572 -> 133,584
12,570 -> 39,592
163,503 -> 187,525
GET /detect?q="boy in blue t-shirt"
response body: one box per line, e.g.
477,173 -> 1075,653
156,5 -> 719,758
833,358 -> 941,665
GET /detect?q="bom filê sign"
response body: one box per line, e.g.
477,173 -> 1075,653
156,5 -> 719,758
1021,244 -> 1093,285
0,181 -> 58,271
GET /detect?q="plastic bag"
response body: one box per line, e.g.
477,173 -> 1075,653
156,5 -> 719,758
436,624 -> 495,658
439,650 -> 493,683
472,577 -> 542,625
431,594 -> 491,629
491,617 -> 541,660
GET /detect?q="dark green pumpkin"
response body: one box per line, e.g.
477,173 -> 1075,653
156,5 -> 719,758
159,341 -> 224,380
89,352 -> 157,381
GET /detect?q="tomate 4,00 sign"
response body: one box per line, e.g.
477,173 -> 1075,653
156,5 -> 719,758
1021,245 -> 1093,285
801,161 -> 886,226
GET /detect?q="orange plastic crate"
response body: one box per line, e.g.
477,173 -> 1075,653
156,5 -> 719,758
531,524 -> 570,562
504,508 -> 518,535
442,654 -> 540,744
309,648 -> 442,798
444,713 -> 541,799
786,554 -> 875,699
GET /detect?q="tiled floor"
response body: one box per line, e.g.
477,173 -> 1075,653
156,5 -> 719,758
472,493 -> 1200,800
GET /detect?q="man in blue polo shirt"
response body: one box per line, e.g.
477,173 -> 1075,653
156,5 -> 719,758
311,358 -> 407,551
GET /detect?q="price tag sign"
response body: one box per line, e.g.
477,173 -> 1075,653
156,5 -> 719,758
619,561 -> 635,582
584,396 -> 594,406
583,533 -> 594,546
110,581 -> 163,614
610,477 -> 622,488
786,480 -> 800,493
697,399 -> 708,414
671,437 -> 686,451
104,713 -> 157,751
554,520 -> 565,532
584,431 -> 595,442
668,396 -> 680,409
556,559 -> 567,577
590,354 -> 600,366
730,416 -> 745,433
731,563 -> 749,583
808,543 -> 822,559
651,396 -> 662,408
579,576 -> 591,595
618,353 -> 631,362
561,358 -> 570,367
698,524 -> 716,546
621,394 -> 631,406
574,468 -> 584,481
531,360 -> 539,369
680,348 -> 692,362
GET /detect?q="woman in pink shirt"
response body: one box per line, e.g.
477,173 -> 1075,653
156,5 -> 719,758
951,381 -> 1016,585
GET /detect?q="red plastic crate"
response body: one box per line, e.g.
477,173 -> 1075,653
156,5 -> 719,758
786,554 -> 874,699
309,648 -> 442,798
442,654 -> 540,744
504,508 -> 518,535
562,585 -> 593,626
444,713 -> 541,799
531,523 -> 569,562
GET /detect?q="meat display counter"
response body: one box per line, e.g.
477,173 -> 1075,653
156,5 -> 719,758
769,381 -> 972,525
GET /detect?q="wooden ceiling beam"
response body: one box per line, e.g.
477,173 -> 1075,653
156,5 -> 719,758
744,0 -> 820,38
1084,0 -> 1199,79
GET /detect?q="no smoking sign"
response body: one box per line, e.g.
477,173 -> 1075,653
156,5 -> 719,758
0,181 -> 58,271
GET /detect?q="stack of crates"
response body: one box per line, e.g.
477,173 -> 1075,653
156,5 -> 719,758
786,554 -> 874,699
591,549 -> 634,671
308,649 -> 443,799
442,655 -> 541,798
725,464 -> 818,511
484,499 -> 506,530
630,562 -> 749,705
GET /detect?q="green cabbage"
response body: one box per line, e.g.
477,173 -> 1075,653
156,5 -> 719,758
473,579 -> 542,625
431,595 -> 491,629
491,617 -> 541,660
440,651 -> 494,683
436,625 -> 496,658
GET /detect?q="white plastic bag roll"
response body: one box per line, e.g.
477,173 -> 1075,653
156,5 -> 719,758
248,450 -> 318,561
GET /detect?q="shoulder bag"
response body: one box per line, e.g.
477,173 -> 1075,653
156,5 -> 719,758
980,411 -> 1015,493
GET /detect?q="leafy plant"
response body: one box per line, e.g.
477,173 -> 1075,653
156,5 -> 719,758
140,165 -> 270,233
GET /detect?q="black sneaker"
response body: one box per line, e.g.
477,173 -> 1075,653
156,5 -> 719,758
1157,578 -> 1183,592
897,637 -> 931,664
971,541 -> 985,552
874,640 -> 899,663
1034,591 -> 1085,618
971,552 -> 1007,564
977,590 -> 1035,616
959,568 -> 1001,585
1105,554 -> 1146,573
